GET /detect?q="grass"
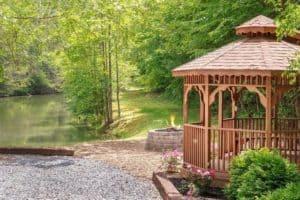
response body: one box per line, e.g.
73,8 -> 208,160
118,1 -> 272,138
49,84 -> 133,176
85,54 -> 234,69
106,89 -> 200,139
108,90 -> 185,140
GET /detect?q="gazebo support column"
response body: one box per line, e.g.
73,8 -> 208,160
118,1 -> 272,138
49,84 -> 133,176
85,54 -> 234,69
266,77 -> 272,148
229,87 -> 238,128
204,75 -> 211,167
218,91 -> 223,128
183,85 -> 190,123
200,97 -> 204,124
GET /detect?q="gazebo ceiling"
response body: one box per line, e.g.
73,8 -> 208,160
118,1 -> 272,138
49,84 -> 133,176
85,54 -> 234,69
172,15 -> 300,77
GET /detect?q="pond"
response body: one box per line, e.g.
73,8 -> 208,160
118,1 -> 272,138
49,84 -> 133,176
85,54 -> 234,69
0,94 -> 97,147
0,91 -> 200,147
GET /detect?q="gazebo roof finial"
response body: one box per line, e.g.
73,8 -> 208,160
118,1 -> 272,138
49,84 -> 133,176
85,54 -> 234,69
235,15 -> 277,36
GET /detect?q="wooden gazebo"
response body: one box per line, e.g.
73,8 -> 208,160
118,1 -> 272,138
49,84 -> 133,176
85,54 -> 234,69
172,15 -> 300,177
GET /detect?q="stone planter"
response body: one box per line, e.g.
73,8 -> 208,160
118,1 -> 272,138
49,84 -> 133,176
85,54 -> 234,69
145,127 -> 183,151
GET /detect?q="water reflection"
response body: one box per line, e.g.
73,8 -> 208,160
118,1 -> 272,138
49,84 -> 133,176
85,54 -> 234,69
0,95 -> 97,147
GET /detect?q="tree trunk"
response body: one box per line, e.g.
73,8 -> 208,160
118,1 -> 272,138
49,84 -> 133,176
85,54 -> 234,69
115,40 -> 121,118
101,41 -> 109,126
107,25 -> 113,124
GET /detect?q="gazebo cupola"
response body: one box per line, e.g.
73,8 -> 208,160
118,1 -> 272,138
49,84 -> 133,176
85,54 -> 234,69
236,15 -> 277,36
172,15 -> 300,177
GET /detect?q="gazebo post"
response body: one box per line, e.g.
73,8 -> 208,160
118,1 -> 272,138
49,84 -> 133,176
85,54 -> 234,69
273,88 -> 279,132
218,91 -> 223,128
266,77 -> 272,148
200,96 -> 204,124
204,75 -> 211,167
183,85 -> 189,124
230,87 -> 238,128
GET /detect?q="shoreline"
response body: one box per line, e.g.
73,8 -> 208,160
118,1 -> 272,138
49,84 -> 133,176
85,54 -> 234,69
0,91 -> 62,99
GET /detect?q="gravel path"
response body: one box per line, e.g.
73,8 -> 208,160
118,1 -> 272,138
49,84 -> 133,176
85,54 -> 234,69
0,155 -> 161,200
73,140 -> 162,180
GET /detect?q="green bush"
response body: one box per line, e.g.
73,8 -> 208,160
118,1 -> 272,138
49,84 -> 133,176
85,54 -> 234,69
225,148 -> 299,200
260,182 -> 300,200
28,73 -> 51,95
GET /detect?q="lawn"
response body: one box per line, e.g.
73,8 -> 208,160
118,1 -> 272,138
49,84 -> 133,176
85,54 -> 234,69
109,90 -> 185,139
109,89 -> 218,140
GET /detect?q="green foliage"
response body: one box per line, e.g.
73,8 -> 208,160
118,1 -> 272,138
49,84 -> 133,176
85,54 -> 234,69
273,1 -> 300,39
64,63 -> 108,125
0,1 -> 62,96
129,0 -> 273,96
260,182 -> 300,200
28,73 -> 51,95
269,1 -> 300,76
284,52 -> 300,84
225,148 -> 300,200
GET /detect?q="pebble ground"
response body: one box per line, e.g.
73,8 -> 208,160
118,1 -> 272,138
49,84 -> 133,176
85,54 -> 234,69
0,155 -> 161,200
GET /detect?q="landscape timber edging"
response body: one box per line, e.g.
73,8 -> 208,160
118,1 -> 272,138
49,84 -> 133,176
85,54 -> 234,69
0,147 -> 74,156
152,172 -> 183,200
153,171 -> 226,200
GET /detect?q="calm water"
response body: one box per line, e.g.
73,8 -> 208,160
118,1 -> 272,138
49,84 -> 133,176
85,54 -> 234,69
0,95 -> 97,147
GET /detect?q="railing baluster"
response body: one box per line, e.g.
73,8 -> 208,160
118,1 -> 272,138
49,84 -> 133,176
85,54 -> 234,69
227,130 -> 230,171
212,129 -> 215,169
222,130 -> 226,171
218,129 -> 221,171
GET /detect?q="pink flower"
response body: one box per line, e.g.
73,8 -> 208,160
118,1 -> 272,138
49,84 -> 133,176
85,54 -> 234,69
203,171 -> 210,177
187,188 -> 193,197
209,169 -> 216,178
196,169 -> 203,176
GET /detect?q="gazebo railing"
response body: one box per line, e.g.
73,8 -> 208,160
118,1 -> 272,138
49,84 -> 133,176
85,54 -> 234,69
223,118 -> 300,131
209,126 -> 267,172
184,123 -> 300,174
184,124 -> 207,169
272,130 -> 300,163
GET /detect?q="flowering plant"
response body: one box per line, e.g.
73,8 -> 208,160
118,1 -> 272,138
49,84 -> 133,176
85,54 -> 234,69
185,164 -> 216,196
161,149 -> 183,173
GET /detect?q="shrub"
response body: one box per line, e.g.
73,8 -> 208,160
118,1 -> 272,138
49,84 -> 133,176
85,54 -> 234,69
225,148 -> 299,200
28,73 -> 51,95
260,182 -> 300,200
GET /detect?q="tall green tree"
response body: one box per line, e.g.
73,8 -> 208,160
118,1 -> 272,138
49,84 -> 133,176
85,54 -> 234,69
129,0 -> 274,97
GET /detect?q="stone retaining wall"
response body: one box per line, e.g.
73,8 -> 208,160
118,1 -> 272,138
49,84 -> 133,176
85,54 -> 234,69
145,128 -> 183,151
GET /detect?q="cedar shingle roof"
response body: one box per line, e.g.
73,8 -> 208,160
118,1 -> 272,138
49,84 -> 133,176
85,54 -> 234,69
237,15 -> 276,28
172,15 -> 300,76
236,15 -> 276,36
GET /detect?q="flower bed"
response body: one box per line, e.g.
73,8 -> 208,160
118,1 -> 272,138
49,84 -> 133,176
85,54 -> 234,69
154,149 -> 226,200
169,176 -> 225,199
153,172 -> 226,200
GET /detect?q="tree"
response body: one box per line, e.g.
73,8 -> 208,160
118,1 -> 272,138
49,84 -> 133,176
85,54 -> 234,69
55,0 -> 135,127
129,0 -> 273,97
